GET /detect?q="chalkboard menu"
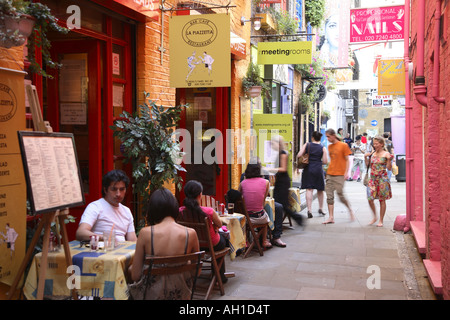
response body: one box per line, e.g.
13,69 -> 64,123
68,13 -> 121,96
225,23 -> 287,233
18,131 -> 85,214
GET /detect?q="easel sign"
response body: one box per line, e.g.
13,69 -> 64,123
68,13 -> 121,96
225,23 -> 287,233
17,131 -> 85,214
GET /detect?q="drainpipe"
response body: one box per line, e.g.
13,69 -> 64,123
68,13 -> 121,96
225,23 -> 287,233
433,0 -> 445,104
404,0 -> 412,233
413,0 -> 428,107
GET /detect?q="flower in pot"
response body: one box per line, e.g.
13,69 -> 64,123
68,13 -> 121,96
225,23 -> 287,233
0,0 -> 69,78
242,61 -> 271,98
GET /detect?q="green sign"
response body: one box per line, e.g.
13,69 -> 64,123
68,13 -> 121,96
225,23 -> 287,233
257,41 -> 312,65
253,114 -> 293,180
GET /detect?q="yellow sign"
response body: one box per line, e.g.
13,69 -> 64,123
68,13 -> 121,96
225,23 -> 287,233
0,67 -> 26,286
253,114 -> 293,180
378,59 -> 405,95
169,14 -> 231,88
257,41 -> 312,65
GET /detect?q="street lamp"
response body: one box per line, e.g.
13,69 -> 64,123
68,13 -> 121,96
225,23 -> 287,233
241,16 -> 262,31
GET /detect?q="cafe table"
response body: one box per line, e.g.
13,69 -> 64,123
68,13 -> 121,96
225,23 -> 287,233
264,197 -> 275,231
23,240 -> 135,300
268,187 -> 301,213
219,213 -> 246,260
288,187 -> 302,213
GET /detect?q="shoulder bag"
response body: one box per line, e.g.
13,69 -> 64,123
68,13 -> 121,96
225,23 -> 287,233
296,143 -> 310,170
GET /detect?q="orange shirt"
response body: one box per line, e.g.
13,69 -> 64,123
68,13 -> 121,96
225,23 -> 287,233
327,141 -> 351,176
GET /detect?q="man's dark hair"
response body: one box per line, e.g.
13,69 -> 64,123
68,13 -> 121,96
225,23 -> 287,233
102,169 -> 130,197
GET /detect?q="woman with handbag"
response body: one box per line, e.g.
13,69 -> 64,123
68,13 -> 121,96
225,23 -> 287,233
364,136 -> 392,227
297,131 -> 328,218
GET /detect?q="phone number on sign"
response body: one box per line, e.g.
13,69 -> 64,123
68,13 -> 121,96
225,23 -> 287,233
351,34 -> 403,42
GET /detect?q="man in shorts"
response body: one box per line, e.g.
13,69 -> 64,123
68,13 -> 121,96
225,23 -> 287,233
323,129 -> 355,224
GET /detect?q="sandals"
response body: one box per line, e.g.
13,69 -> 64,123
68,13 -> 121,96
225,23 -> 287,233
263,240 -> 273,249
272,239 -> 287,248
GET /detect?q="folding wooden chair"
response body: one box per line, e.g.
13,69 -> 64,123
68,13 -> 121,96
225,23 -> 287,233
140,251 -> 205,300
236,199 -> 267,258
177,212 -> 230,300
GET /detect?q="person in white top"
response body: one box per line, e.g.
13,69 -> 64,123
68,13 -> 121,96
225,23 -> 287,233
76,169 -> 137,242
350,135 -> 366,182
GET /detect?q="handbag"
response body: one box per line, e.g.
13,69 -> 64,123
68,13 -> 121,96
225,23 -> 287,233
392,163 -> 398,176
296,143 -> 310,169
363,152 -> 374,187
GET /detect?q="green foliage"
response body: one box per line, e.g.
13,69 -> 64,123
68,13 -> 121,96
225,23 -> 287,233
305,0 -> 326,28
295,56 -> 336,121
242,61 -> 271,98
266,7 -> 298,35
0,0 -> 69,78
110,93 -> 187,212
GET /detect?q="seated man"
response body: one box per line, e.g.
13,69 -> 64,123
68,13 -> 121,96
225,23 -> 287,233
76,169 -> 137,242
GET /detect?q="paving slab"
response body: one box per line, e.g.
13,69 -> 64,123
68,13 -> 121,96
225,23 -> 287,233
209,180 -> 436,301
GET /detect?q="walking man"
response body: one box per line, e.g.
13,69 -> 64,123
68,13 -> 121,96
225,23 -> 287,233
323,129 -> 355,224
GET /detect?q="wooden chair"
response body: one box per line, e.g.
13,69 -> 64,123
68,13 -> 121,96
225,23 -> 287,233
177,212 -> 230,300
200,195 -> 219,211
140,251 -> 205,300
235,198 -> 267,258
283,211 -> 293,227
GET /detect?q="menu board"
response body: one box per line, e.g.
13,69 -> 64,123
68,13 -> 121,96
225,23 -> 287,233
17,131 -> 85,214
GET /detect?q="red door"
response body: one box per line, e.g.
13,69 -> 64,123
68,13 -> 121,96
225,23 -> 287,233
47,40 -> 103,238
178,87 -> 229,203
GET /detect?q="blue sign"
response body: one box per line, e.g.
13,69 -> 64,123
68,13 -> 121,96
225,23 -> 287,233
371,120 -> 378,126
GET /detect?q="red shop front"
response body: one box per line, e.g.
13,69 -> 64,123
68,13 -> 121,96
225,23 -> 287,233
29,0 -> 158,239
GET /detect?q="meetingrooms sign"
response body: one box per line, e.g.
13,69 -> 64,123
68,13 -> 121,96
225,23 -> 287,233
257,41 -> 312,65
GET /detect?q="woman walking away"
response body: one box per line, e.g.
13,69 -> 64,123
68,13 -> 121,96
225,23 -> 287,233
297,131 -> 328,218
364,136 -> 392,227
269,135 -> 304,226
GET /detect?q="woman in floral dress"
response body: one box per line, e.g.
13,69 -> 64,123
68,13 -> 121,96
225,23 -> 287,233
364,136 -> 392,227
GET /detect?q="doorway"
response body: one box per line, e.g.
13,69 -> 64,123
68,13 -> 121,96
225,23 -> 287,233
178,87 -> 229,202
45,36 -> 133,238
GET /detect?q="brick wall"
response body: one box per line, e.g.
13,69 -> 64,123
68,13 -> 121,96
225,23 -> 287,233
136,0 -> 252,192
410,0 -> 449,299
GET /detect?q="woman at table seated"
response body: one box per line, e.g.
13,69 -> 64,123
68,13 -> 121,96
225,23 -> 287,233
179,180 -> 229,283
239,162 -> 283,249
129,187 -> 200,300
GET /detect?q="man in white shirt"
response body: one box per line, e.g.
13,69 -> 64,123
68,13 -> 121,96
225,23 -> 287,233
350,135 -> 366,182
76,170 -> 137,242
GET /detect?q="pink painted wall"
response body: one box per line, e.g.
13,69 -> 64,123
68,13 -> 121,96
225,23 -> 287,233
410,0 -> 449,299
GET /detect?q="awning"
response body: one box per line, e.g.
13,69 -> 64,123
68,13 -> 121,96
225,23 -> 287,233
231,32 -> 246,60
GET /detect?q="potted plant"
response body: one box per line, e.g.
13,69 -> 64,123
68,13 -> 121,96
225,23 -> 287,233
110,92 -> 188,218
0,0 -> 69,78
242,61 -> 271,98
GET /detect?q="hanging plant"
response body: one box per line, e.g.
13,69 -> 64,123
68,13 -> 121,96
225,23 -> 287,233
265,7 -> 298,35
305,0 -> 326,28
242,61 -> 271,98
0,0 -> 69,78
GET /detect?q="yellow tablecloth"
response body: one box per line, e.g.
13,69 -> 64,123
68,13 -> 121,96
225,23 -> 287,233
264,197 -> 275,230
219,213 -> 246,260
288,187 -> 301,213
23,241 -> 135,300
268,187 -> 301,213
